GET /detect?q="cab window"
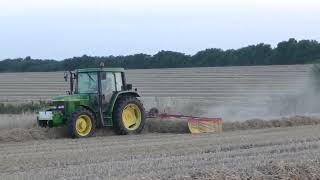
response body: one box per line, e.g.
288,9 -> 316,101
115,72 -> 123,91
77,72 -> 98,93
101,72 -> 116,95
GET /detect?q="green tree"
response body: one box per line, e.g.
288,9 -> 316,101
0,38 -> 319,72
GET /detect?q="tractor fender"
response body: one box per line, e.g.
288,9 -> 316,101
79,105 -> 96,118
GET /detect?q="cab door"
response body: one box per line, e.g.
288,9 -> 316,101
101,72 -> 116,105
99,72 -> 124,126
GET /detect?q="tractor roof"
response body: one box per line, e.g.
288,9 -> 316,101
76,68 -> 125,73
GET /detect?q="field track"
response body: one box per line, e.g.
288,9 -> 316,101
1,124 -> 320,179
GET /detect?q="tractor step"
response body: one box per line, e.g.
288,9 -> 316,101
102,112 -> 112,127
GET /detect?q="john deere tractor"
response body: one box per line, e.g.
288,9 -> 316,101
37,66 -> 146,138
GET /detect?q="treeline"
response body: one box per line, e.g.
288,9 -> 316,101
1,38 -> 320,72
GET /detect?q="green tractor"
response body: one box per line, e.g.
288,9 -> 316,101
37,66 -> 146,138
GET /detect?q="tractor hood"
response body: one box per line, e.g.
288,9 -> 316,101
52,94 -> 90,102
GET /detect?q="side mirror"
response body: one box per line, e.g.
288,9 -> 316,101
126,84 -> 132,90
64,72 -> 68,82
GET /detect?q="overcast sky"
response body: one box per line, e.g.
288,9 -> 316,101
0,0 -> 319,60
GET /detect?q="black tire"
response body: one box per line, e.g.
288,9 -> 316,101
113,96 -> 146,135
68,107 -> 96,138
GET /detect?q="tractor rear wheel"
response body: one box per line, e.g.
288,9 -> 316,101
68,108 -> 96,138
113,96 -> 146,135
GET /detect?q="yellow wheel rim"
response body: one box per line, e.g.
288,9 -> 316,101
75,115 -> 92,136
122,104 -> 142,131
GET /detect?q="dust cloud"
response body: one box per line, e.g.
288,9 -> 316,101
143,64 -> 320,122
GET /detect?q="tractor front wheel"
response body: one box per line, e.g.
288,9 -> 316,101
113,96 -> 146,135
68,108 -> 96,138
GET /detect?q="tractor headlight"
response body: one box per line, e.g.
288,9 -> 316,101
57,105 -> 65,109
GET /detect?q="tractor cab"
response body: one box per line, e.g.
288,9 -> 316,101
37,67 -> 146,138
66,68 -> 130,104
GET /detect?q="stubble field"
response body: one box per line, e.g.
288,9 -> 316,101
0,123 -> 320,179
1,114 -> 320,179
1,64 -> 320,179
